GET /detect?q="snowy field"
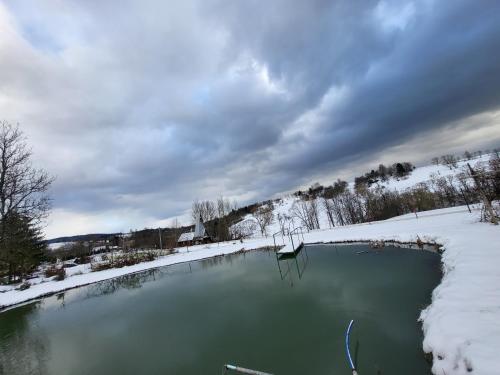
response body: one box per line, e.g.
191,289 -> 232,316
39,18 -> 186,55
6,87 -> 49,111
1,205 -> 499,374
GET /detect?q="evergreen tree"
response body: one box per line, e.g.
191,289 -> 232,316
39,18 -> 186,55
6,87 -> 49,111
0,213 -> 46,282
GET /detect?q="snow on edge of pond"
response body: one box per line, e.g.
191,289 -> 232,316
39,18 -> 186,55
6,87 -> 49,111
1,205 -> 500,375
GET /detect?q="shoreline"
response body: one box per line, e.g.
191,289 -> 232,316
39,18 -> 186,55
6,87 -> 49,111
0,240 -> 437,313
306,239 -> 443,254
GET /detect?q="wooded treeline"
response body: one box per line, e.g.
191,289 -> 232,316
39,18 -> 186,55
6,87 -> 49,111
191,197 -> 261,241
287,154 -> 500,231
354,162 -> 415,189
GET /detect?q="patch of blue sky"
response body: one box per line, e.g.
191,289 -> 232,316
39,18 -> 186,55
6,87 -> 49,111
192,85 -> 212,106
21,23 -> 63,54
5,2 -> 64,54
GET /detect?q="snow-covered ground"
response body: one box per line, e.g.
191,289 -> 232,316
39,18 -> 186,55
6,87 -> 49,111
47,241 -> 71,250
377,154 -> 490,191
1,205 -> 499,375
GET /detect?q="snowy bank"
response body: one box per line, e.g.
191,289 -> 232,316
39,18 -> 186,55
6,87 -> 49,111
2,205 -> 500,375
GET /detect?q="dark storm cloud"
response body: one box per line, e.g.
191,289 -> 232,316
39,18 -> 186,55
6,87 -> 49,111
1,0 -> 500,236
285,1 -> 500,174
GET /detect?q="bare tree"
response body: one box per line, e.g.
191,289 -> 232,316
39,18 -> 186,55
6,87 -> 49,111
214,196 -> 231,241
467,163 -> 498,224
0,122 -> 53,281
0,122 -> 53,223
252,205 -> 274,236
322,197 -> 335,228
330,179 -> 349,225
440,154 -> 458,170
168,218 -> 181,249
216,196 -> 235,219
192,196 -> 238,241
290,198 -> 320,230
230,218 -> 257,240
309,198 -> 320,229
191,199 -> 216,223
276,212 -> 291,235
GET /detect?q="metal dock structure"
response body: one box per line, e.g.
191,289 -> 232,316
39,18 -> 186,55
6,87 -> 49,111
273,226 -> 306,255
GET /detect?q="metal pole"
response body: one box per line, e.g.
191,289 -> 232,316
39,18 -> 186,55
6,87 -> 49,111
158,227 -> 163,250
287,259 -> 293,286
345,320 -> 358,375
459,187 -> 472,213
276,252 -> 283,279
224,364 -> 273,375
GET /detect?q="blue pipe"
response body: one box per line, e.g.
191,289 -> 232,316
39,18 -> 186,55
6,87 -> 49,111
345,319 -> 355,370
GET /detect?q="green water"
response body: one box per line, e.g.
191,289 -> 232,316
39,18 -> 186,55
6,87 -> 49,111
0,245 -> 441,375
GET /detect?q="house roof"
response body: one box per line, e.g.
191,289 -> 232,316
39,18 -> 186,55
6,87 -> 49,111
178,232 -> 195,242
178,230 -> 210,243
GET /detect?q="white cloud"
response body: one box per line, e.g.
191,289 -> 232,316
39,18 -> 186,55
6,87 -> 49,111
374,1 -> 417,32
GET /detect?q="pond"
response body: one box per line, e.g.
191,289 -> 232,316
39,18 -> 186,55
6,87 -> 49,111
0,244 -> 441,375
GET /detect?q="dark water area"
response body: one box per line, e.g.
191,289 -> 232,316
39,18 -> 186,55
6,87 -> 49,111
0,245 -> 441,375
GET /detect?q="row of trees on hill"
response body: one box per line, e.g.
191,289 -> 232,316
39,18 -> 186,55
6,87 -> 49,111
354,162 -> 415,189
431,148 -> 500,170
192,152 -> 500,239
191,197 -> 260,241
91,151 -> 499,249
286,154 -> 499,230
189,196 -> 281,239
0,122 -> 53,283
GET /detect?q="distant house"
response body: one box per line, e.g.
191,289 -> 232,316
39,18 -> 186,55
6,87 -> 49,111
177,215 -> 211,247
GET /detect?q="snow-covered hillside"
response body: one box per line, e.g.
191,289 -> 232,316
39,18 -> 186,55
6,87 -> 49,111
234,153 -> 494,238
47,242 -> 71,251
378,154 -> 490,191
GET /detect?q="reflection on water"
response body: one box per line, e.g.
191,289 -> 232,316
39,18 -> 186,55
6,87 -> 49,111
276,246 -> 309,286
86,268 -> 165,298
0,303 -> 49,375
0,246 -> 440,375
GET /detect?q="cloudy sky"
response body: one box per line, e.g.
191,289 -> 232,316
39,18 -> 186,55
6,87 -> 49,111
1,0 -> 500,238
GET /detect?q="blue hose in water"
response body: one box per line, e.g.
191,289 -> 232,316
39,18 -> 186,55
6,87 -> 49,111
345,319 -> 355,370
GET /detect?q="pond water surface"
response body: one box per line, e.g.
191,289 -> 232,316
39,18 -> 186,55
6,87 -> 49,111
0,245 -> 441,375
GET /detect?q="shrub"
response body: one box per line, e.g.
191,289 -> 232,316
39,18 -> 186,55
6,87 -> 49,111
91,262 -> 113,272
17,282 -> 31,291
54,268 -> 66,281
90,251 -> 158,272
44,265 -> 66,281
74,255 -> 91,264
